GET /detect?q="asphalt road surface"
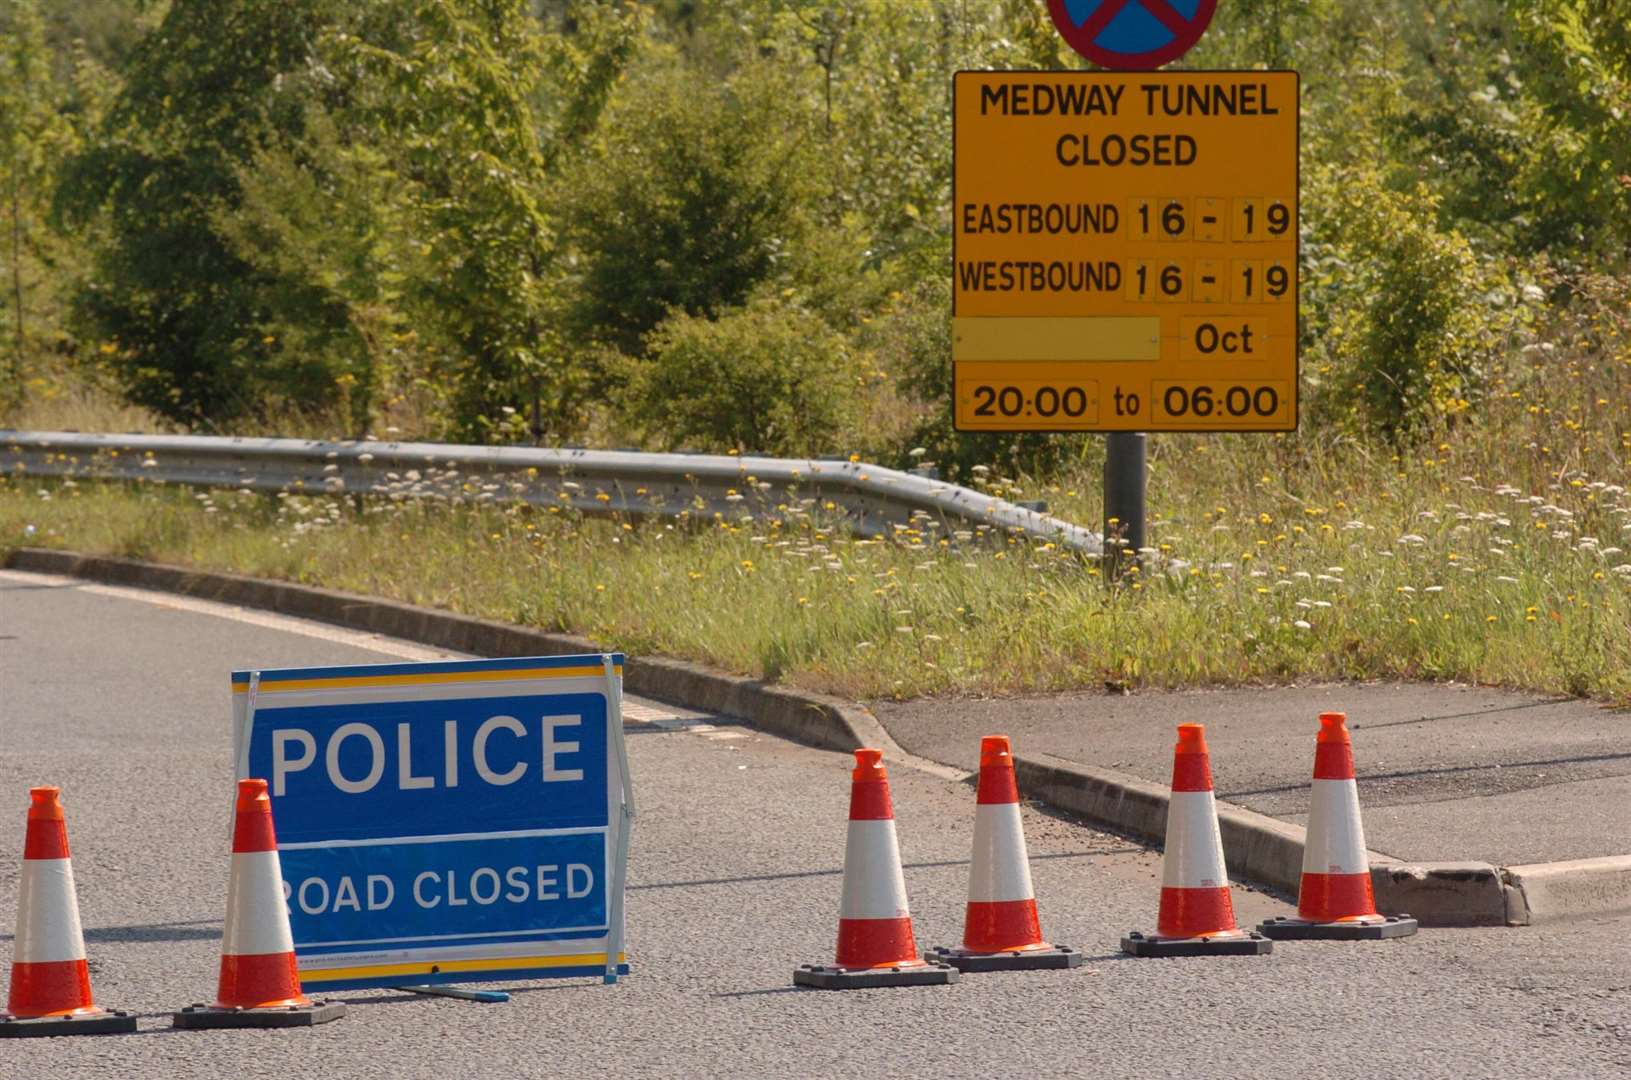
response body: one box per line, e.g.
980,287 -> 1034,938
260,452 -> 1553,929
876,682 -> 1631,865
2,570 -> 1629,1078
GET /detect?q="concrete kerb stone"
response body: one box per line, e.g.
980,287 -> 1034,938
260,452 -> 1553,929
1,548 -> 964,782
1370,861 -> 1511,928
1500,855 -> 1631,926
7,548 -> 1624,925
1216,802 -> 1306,896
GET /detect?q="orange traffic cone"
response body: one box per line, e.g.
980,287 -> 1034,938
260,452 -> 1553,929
794,749 -> 957,989
929,736 -> 1080,971
1,788 -> 136,1037
173,779 -> 344,1028
1259,713 -> 1417,940
1122,724 -> 1271,957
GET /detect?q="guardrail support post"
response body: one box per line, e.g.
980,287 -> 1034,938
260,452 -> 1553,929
1103,431 -> 1146,578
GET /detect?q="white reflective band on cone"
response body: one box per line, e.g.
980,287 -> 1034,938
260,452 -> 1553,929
838,820 -> 911,919
14,860 -> 87,963
1161,791 -> 1228,889
1302,778 -> 1369,876
223,851 -> 297,957
967,802 -> 1035,903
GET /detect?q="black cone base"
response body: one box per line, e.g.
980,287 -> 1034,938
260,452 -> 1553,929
793,962 -> 959,989
927,944 -> 1083,972
1257,914 -> 1419,940
172,1001 -> 346,1029
0,1009 -> 138,1037
1121,930 -> 1273,957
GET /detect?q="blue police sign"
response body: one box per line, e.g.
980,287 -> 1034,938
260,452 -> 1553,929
231,654 -> 633,991
1047,0 -> 1217,70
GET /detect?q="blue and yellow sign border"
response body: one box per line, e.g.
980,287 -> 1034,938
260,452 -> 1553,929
231,653 -> 634,990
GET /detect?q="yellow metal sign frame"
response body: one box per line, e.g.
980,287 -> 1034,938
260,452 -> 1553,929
952,70 -> 1300,433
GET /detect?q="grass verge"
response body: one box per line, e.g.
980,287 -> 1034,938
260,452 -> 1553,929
3,433 -> 1627,705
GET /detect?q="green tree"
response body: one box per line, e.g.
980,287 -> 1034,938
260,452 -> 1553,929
556,59 -> 826,354
1509,0 -> 1631,261
1313,170 -> 1508,439
323,0 -> 561,440
212,111 -> 413,435
53,0 -> 342,426
54,0 -> 638,436
0,0 -> 73,404
295,0 -> 640,440
40,0 -> 156,82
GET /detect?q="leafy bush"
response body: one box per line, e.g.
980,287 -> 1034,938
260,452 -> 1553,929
1307,169 -> 1527,440
627,299 -> 861,456
556,61 -> 824,356
1507,1 -> 1631,261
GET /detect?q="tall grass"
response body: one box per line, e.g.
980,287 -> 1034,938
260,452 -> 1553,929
3,438 -> 1626,704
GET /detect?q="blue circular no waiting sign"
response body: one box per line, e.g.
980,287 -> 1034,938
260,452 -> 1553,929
1047,0 -> 1217,70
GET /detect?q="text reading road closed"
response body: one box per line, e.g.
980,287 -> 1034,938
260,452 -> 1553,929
279,832 -> 607,948
953,71 -> 1299,432
246,692 -> 611,844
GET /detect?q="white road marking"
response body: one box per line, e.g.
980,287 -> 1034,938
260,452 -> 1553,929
0,568 -> 458,661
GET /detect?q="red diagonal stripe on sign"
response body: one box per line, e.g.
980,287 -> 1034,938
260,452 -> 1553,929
1138,0 -> 1197,37
1079,0 -> 1136,41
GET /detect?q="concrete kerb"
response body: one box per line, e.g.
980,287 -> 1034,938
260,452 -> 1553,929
1011,753 -> 1619,928
7,547 -> 1625,925
1014,752 -> 1312,904
1371,861 -> 1511,928
1501,856 -> 1631,926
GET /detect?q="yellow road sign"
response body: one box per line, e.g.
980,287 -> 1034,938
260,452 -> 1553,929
953,71 -> 1299,432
